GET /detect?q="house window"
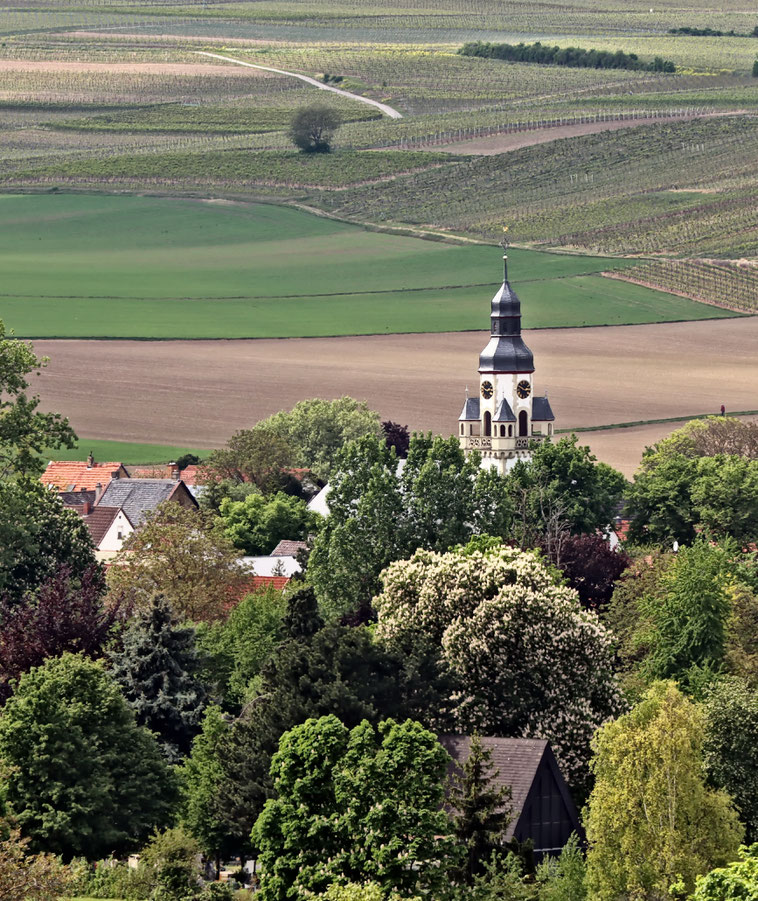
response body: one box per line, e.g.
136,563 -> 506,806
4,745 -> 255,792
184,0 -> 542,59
117,531 -> 124,540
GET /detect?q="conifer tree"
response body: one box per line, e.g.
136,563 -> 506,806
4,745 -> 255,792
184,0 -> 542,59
450,734 -> 512,882
283,585 -> 324,640
108,595 -> 207,762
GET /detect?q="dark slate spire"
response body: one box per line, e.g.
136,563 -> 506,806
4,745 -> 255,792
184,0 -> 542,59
478,242 -> 534,374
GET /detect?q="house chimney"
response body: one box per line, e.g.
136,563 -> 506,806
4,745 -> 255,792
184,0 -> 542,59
87,452 -> 95,468
81,499 -> 91,515
169,461 -> 180,480
94,482 -> 103,504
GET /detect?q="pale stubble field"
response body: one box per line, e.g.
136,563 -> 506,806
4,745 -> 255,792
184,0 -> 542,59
34,317 -> 758,477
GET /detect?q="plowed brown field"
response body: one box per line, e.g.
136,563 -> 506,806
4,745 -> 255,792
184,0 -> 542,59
35,317 -> 758,476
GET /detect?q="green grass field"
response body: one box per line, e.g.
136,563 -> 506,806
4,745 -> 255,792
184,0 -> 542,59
0,194 -> 735,339
44,438 -> 209,464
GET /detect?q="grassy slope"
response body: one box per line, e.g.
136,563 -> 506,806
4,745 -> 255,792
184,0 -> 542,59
0,194 -> 734,338
44,438 -> 210,464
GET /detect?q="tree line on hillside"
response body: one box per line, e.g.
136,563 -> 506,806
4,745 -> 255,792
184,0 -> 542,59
0,319 -> 757,900
459,41 -> 676,73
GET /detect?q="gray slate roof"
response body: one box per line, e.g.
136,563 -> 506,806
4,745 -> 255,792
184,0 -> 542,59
479,280 -> 535,374
440,736 -> 548,837
459,397 -> 481,421
532,396 -> 555,421
494,398 -> 516,422
97,479 -> 190,525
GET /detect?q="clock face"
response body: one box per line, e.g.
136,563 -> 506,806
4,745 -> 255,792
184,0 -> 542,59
480,381 -> 494,399
516,379 -> 531,399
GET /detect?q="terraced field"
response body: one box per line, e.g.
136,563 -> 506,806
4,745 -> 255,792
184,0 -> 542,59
0,194 -> 734,340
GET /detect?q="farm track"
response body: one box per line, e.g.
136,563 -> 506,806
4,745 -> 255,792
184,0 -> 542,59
195,51 -> 404,119
32,317 -> 758,477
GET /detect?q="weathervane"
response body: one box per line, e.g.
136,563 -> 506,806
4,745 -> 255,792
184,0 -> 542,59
500,226 -> 510,282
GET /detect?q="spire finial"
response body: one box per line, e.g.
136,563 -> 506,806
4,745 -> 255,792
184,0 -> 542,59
465,385 -> 470,399
500,226 -> 510,282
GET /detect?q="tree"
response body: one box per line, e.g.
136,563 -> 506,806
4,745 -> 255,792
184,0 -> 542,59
0,478 -> 98,604
691,455 -> 758,541
308,435 -> 405,620
449,734 -> 512,882
203,425 -> 295,495
636,539 -> 733,686
540,533 -> 630,611
0,653 -> 179,859
261,396 -> 382,481
251,715 -> 459,900
585,681 -> 742,901
0,319 -> 76,479
289,106 -> 341,153
506,436 -> 626,540
0,564 -> 116,703
308,434 -> 512,621
382,420 -> 410,458
692,844 -> 758,901
108,596 -> 208,762
753,58 -> 758,77
626,451 -> 698,545
106,501 -> 247,622
139,826 -> 202,901
535,834 -> 587,901
375,544 -> 623,793
0,825 -> 71,901
182,705 -> 235,873
212,623 -> 451,856
218,491 -> 317,555
703,678 -> 758,843
196,585 -> 287,708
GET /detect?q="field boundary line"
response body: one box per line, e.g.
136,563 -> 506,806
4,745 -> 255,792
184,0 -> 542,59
558,410 -> 758,434
195,51 -> 403,120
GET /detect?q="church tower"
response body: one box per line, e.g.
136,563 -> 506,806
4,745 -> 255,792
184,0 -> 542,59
458,238 -> 555,474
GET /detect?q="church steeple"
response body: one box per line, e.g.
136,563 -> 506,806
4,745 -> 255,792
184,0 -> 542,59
478,241 -> 534,374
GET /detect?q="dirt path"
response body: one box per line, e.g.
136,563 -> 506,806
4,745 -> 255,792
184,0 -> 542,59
33,317 -> 758,476
436,112 -> 747,155
196,51 -> 403,119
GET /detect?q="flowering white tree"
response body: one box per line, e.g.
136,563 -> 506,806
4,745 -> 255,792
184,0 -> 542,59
375,545 -> 623,792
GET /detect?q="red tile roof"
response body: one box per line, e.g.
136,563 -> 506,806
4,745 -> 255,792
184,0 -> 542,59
249,576 -> 291,592
81,506 -> 122,546
42,461 -> 126,492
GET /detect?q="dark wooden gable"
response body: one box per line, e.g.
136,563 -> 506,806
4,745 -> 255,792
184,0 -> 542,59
440,735 -> 582,857
512,743 -> 582,855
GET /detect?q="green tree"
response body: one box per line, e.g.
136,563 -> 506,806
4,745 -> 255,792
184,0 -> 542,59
0,478 -> 98,604
449,734 -> 512,882
203,425 -> 295,495
691,456 -> 758,541
106,501 -> 247,622
375,544 -> 622,793
308,435 -> 405,620
585,681 -> 742,901
213,622 -> 450,856
0,320 -> 76,479
181,705 -> 234,873
691,844 -> 758,901
536,834 -> 587,901
636,539 -> 733,686
261,396 -> 382,481
626,451 -> 698,545
218,491 -> 317,555
506,435 -> 626,540
251,715 -> 459,900
289,106 -> 341,153
308,434 -> 512,621
196,586 -> 287,707
0,653 -> 178,859
139,826 -> 202,901
703,678 -> 758,843
108,596 -> 208,762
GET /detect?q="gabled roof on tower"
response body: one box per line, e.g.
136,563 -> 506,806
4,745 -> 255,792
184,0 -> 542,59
459,397 -> 480,421
532,396 -> 555,421
494,398 -> 516,422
